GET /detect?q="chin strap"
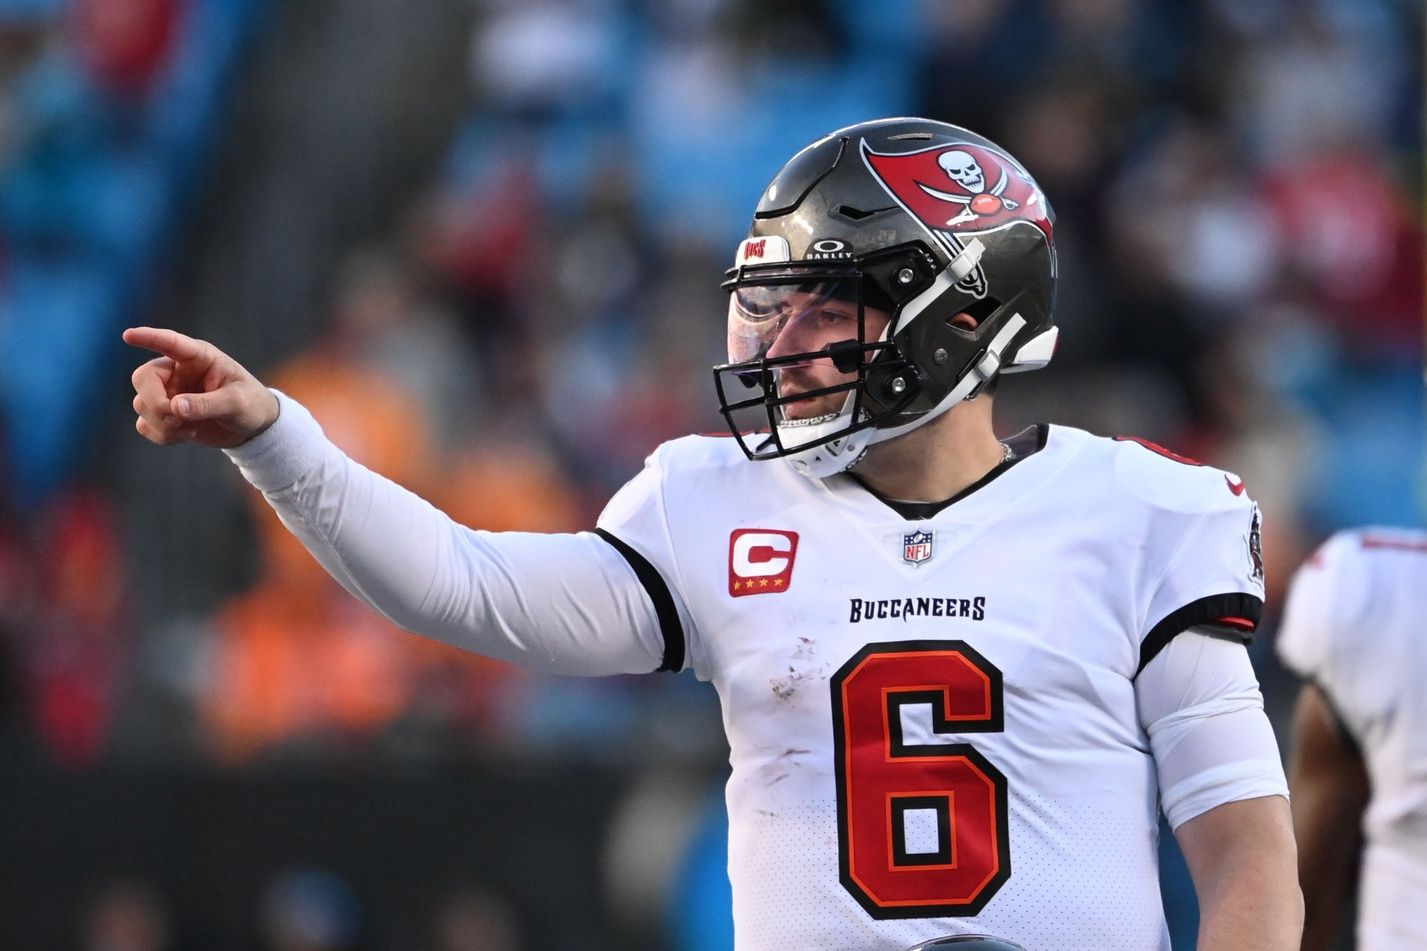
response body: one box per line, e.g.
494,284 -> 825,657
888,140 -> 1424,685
946,237 -> 986,281
870,312 -> 1026,444
895,242 -> 985,333
959,312 -> 1026,401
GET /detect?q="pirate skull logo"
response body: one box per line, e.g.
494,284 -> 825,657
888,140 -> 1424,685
938,149 -> 986,193
909,147 -> 1022,220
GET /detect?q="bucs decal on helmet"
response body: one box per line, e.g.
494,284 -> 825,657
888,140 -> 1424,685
735,235 -> 791,267
861,141 -> 1050,298
861,141 -> 1051,237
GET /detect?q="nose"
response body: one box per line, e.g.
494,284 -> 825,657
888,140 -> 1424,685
764,309 -> 819,361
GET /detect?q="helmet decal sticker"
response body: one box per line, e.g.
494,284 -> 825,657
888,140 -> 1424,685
804,237 -> 855,260
734,235 -> 792,267
860,140 -> 1052,242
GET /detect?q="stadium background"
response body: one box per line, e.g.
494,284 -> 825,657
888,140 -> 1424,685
0,0 -> 1421,947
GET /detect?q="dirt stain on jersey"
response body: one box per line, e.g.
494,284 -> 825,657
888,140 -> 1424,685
770,665 -> 827,699
770,640 -> 824,699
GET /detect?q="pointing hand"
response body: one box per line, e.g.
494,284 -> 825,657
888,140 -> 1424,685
123,326 -> 280,449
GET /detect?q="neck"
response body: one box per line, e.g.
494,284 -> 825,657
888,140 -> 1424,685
848,397 -> 1003,502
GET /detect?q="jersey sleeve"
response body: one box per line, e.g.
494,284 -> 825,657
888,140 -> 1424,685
1275,531 -> 1365,680
1138,486 -> 1267,677
595,446 -> 697,673
223,391 -> 669,676
1137,627 -> 1288,829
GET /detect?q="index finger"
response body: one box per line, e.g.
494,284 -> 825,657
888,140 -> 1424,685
122,326 -> 211,363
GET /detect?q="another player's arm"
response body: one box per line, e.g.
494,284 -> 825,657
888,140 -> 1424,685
1273,533 -> 1369,951
124,326 -> 673,676
1286,682 -> 1368,951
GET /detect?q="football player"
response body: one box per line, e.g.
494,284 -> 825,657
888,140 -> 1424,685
1277,528 -> 1427,950
126,118 -> 1301,950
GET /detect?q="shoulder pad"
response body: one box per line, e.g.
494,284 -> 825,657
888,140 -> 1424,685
1108,435 -> 1251,515
648,432 -> 753,472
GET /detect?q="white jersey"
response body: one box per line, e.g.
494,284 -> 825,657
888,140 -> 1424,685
598,424 -> 1269,951
227,397 -> 1284,951
1277,527 -> 1427,951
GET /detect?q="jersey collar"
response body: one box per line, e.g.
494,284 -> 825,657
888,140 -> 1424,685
847,424 -> 1048,521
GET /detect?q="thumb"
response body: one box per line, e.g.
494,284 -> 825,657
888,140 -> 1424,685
171,387 -> 240,423
171,381 -> 279,444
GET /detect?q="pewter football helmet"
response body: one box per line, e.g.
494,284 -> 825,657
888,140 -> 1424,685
715,117 -> 1058,477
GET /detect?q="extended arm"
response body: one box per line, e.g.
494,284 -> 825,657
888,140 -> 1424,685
228,394 -> 671,674
125,326 -> 672,676
1286,682 -> 1368,951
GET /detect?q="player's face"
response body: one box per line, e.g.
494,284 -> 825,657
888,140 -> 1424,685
727,282 -> 892,421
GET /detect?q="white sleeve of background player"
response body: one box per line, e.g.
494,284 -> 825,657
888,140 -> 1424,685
1275,531 -> 1363,681
1138,487 -> 1266,676
594,445 -> 697,674
222,391 -> 667,676
1138,626 -> 1288,830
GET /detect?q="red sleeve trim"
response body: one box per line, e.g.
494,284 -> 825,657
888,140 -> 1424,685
1136,592 -> 1263,678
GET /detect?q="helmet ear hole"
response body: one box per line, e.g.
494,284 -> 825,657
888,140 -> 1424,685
946,296 -> 1002,333
960,296 -> 1002,323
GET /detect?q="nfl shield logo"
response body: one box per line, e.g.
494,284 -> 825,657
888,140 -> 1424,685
903,530 -> 934,565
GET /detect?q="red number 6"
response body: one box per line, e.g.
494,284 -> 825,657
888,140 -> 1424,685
831,640 -> 1010,918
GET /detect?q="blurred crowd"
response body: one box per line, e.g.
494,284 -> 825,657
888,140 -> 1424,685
0,0 -> 1421,947
65,871 -> 525,951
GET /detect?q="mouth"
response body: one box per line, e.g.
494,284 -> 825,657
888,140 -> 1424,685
778,388 -> 824,419
778,387 -> 839,424
776,371 -> 852,422
781,392 -> 814,410
779,410 -> 838,428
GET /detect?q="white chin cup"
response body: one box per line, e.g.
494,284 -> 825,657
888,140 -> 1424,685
777,394 -> 873,478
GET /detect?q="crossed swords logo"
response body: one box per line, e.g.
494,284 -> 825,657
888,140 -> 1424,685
917,149 -> 1021,226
